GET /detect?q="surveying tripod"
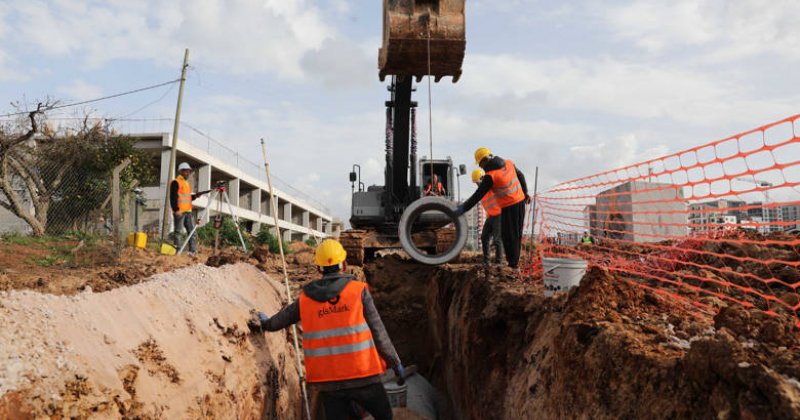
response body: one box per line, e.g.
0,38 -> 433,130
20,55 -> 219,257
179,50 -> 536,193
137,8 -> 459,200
178,181 -> 248,255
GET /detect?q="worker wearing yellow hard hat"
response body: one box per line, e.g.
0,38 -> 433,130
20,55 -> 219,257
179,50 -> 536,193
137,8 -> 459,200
458,147 -> 531,271
248,239 -> 404,420
169,162 -> 212,254
472,169 -> 504,266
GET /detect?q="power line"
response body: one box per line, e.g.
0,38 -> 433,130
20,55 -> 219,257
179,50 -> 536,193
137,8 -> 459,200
119,83 -> 177,118
1,78 -> 182,118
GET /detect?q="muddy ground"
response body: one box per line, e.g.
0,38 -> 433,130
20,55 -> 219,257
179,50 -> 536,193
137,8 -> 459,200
2,236 -> 800,419
367,256 -> 800,419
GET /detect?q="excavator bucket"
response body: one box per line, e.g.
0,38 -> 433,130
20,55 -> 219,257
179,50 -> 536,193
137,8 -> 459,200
379,0 -> 466,83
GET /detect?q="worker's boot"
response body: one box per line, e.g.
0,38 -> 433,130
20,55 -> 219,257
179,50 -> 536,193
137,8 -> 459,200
494,243 -> 504,266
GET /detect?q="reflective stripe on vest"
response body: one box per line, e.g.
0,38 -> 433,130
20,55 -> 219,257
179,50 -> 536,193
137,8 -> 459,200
175,176 -> 193,213
487,159 -> 525,208
299,279 -> 385,383
480,191 -> 501,217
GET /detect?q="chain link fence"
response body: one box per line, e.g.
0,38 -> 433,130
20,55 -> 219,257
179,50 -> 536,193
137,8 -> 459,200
0,117 -> 151,249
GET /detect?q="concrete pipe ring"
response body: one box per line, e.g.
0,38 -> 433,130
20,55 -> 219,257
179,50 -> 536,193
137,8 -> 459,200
399,197 -> 468,265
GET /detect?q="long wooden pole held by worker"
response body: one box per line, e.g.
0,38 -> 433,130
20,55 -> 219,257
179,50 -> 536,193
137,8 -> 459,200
160,48 -> 190,245
260,138 -> 311,419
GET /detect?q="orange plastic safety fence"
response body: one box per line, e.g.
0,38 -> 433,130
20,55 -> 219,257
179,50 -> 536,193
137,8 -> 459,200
533,114 -> 800,326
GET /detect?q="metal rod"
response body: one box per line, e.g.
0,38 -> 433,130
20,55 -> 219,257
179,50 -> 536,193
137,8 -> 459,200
529,166 -> 539,254
160,48 -> 190,245
177,189 -> 217,255
260,138 -> 311,420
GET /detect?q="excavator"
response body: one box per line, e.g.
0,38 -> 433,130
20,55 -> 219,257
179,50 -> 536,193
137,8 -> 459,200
341,0 -> 467,265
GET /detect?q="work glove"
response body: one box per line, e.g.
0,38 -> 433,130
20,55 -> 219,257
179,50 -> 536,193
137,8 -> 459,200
393,364 -> 406,385
525,194 -> 532,204
455,205 -> 466,217
247,311 -> 269,333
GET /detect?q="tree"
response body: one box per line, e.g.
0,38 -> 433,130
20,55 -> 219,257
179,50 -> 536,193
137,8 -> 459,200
0,107 -> 154,236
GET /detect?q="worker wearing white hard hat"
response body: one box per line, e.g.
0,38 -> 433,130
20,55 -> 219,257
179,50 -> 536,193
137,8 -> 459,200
169,162 -> 209,254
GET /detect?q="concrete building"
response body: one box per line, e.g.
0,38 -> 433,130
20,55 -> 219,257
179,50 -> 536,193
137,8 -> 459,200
133,133 -> 334,242
584,204 -> 599,237
780,205 -> 800,231
591,181 -> 687,243
688,199 -> 747,234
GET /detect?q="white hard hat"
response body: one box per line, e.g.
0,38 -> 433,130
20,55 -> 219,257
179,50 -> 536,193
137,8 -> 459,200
178,162 -> 192,171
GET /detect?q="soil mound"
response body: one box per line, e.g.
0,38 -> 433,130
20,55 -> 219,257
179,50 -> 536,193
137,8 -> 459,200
0,263 -> 300,419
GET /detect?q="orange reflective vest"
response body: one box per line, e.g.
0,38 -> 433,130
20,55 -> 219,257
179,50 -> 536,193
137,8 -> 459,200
487,159 -> 525,208
426,181 -> 444,196
480,191 -> 501,217
175,176 -> 193,213
299,280 -> 386,383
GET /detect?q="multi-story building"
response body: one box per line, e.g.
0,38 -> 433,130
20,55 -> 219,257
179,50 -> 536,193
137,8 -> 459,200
780,205 -> 800,231
688,199 -> 746,233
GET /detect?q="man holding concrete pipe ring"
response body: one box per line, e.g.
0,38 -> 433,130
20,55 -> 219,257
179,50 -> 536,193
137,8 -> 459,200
248,239 -> 404,420
457,148 -> 530,271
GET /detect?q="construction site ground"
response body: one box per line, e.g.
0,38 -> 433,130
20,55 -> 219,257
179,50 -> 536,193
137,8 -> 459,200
1,237 -> 799,419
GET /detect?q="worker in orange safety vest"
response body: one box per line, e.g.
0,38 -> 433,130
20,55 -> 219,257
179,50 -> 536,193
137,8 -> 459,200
425,174 -> 445,196
457,148 -> 530,270
248,239 -> 404,420
472,169 -> 504,266
169,162 -> 210,254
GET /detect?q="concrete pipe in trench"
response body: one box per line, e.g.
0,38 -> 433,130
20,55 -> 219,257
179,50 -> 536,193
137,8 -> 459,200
399,197 -> 467,265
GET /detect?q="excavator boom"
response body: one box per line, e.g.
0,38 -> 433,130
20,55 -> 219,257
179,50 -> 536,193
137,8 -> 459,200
379,0 -> 466,82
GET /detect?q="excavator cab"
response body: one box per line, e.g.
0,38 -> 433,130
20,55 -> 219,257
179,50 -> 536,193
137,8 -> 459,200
379,0 -> 466,83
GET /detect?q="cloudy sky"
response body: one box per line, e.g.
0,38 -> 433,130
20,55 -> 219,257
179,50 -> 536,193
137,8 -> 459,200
1,0 -> 798,220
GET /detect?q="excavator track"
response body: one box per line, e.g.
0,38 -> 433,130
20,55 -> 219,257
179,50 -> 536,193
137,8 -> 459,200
340,230 -> 367,266
342,225 -> 459,266
435,226 -> 457,254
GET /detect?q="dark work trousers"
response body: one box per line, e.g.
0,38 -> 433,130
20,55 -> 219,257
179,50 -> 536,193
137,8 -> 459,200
481,215 -> 504,264
320,382 -> 393,420
501,200 -> 526,268
173,212 -> 197,252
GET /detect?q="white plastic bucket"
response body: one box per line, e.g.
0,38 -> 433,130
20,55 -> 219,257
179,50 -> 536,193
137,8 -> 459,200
384,381 -> 408,408
543,257 -> 588,297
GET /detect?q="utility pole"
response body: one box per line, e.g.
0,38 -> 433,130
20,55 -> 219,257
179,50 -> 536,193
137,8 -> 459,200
160,48 -> 190,244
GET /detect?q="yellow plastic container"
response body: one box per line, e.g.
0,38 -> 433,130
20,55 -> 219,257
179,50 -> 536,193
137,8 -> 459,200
127,232 -> 148,249
160,243 -> 177,255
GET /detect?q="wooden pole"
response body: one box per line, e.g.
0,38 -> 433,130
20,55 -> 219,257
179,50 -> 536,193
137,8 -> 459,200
260,138 -> 311,419
112,159 -> 131,243
160,48 -> 190,244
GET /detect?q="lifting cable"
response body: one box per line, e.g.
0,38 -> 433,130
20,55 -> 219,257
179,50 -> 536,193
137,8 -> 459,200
426,27 -> 435,192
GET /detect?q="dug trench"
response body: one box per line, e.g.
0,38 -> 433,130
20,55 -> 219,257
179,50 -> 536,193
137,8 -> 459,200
365,255 -> 800,419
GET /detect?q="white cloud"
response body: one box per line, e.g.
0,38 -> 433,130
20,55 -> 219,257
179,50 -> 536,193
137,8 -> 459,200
6,0 -> 336,79
57,79 -> 103,101
460,54 -> 798,126
0,50 -> 27,82
601,0 -> 800,60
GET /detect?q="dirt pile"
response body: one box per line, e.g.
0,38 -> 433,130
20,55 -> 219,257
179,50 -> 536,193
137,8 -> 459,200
0,263 -> 301,419
367,256 -> 800,419
0,244 -> 201,295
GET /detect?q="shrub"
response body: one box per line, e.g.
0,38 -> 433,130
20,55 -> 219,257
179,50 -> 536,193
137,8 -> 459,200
196,217 -> 253,250
255,225 -> 291,254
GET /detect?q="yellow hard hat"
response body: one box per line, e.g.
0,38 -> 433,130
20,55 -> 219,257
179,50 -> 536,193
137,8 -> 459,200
474,147 -> 491,164
471,168 -> 484,183
314,239 -> 347,267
